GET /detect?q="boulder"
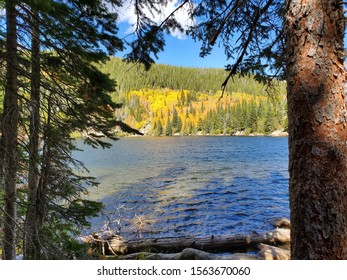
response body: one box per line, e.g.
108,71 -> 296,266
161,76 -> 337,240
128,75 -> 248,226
258,243 -> 291,260
270,218 -> 291,229
264,228 -> 290,243
118,248 -> 260,260
178,248 -> 260,260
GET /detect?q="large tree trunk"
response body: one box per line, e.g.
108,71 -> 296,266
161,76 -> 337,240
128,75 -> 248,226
285,0 -> 347,259
2,0 -> 19,260
24,9 -> 42,260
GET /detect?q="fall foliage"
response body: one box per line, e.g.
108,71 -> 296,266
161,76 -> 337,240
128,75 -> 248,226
99,57 -> 287,136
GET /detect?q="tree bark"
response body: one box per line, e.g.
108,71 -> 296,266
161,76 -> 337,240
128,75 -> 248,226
24,9 -> 42,260
2,0 -> 19,260
285,0 -> 347,259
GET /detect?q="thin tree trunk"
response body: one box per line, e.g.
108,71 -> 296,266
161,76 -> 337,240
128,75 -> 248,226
24,9 -> 41,260
33,93 -> 54,259
285,0 -> 347,259
2,0 -> 19,260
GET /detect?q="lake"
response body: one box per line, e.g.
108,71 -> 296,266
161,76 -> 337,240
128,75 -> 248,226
75,136 -> 289,239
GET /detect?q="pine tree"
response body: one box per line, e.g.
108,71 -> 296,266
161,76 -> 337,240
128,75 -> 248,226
172,107 -> 179,133
157,120 -> 163,136
247,99 -> 258,133
24,4 -> 42,260
264,105 -> 275,135
165,116 -> 172,136
176,116 -> 182,134
180,90 -> 186,105
1,0 -> 19,260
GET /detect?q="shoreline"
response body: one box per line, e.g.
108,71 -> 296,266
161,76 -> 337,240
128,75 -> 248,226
126,131 -> 288,138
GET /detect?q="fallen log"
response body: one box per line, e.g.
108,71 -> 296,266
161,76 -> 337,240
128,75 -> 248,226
117,248 -> 261,260
104,228 -> 290,255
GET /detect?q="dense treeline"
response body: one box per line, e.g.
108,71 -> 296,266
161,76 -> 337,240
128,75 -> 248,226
116,89 -> 287,136
100,57 -> 272,96
100,57 -> 287,136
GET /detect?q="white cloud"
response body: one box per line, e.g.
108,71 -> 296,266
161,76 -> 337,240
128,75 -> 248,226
112,0 -> 195,40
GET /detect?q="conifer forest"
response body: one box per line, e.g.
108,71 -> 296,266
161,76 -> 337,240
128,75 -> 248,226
100,57 -> 288,136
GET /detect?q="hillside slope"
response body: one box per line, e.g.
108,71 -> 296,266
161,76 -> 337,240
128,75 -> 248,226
99,57 -> 287,136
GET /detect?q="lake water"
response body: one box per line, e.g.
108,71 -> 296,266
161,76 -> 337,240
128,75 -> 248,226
75,136 -> 289,239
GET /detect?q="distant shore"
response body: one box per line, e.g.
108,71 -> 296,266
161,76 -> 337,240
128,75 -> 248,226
75,128 -> 288,139
128,129 -> 289,138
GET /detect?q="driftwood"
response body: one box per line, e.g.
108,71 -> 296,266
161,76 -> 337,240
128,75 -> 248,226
102,228 -> 290,255
81,217 -> 291,259
118,248 -> 261,260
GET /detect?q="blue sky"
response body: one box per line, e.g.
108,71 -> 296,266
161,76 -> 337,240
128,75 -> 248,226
116,22 -> 229,69
155,35 -> 229,68
114,0 -> 231,69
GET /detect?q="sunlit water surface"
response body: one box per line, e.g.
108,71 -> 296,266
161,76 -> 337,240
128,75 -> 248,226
75,136 -> 289,238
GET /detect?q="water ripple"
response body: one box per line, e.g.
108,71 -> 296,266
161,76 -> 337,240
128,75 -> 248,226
78,136 -> 289,238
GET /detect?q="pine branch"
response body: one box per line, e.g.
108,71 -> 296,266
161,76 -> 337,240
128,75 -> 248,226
158,0 -> 190,30
114,121 -> 144,135
209,0 -> 246,46
220,0 -> 275,98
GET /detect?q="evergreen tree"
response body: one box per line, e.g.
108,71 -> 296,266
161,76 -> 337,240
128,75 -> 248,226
247,99 -> 258,133
264,106 -> 275,134
1,0 -> 19,260
156,120 -> 163,136
165,116 -> 172,136
180,90 -> 186,105
172,107 -> 179,132
25,4 -> 42,260
176,116 -> 182,134
197,117 -> 204,132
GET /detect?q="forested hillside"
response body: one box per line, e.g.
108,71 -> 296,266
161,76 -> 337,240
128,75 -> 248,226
0,57 -> 288,136
99,57 -> 288,136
